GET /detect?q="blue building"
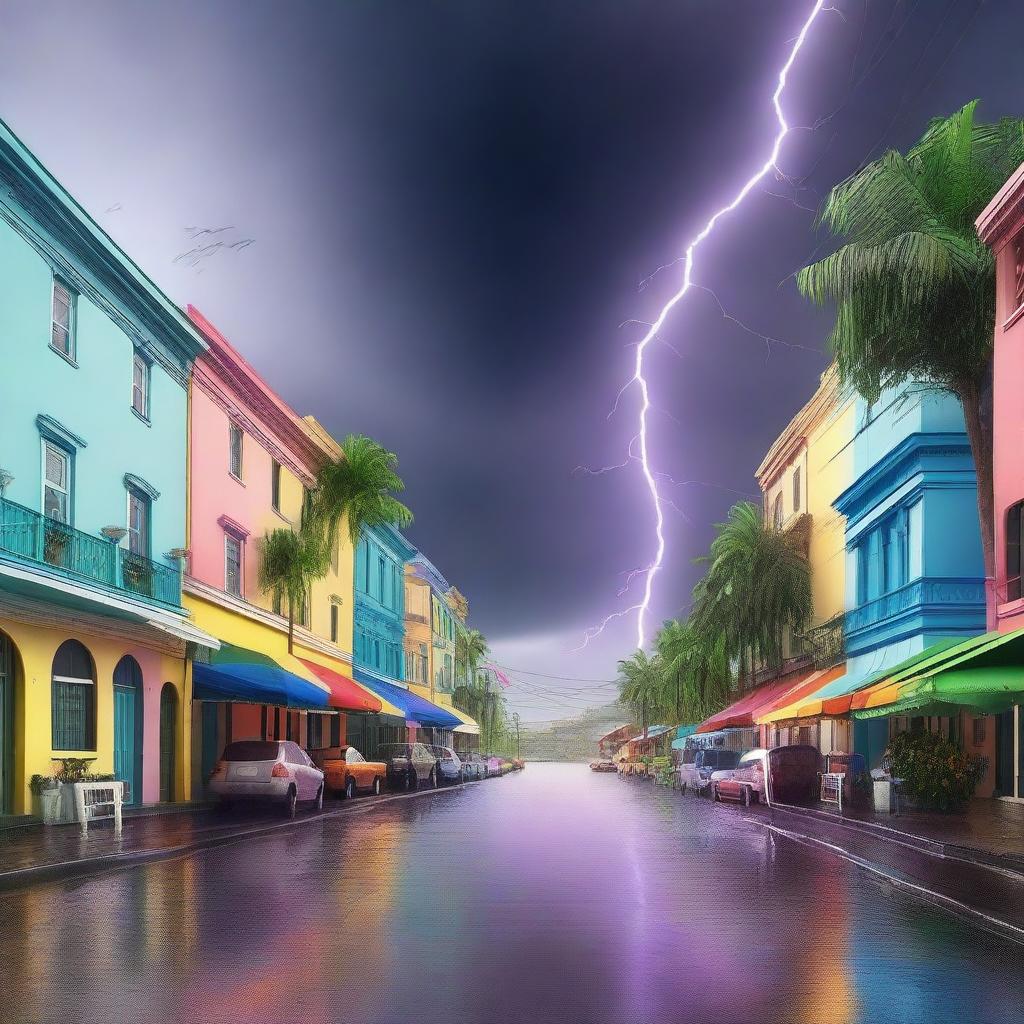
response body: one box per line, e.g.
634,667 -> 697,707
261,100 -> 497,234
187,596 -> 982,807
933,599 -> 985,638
836,382 -> 986,765
0,117 -> 214,812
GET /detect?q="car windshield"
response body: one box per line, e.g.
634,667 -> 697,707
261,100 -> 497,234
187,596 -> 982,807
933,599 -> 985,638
222,741 -> 280,762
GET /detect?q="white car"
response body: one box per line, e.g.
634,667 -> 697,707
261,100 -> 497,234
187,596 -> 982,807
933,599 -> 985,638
209,739 -> 325,818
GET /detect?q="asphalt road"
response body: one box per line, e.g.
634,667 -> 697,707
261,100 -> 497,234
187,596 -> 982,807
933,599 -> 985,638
0,763 -> 1021,1024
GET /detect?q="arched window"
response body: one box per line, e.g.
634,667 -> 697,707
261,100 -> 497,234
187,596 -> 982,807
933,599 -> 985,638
52,639 -> 95,751
772,493 -> 784,530
1007,501 -> 1024,602
792,467 -> 801,513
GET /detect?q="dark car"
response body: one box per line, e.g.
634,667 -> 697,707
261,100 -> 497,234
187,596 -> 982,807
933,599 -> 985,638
379,742 -> 438,791
430,745 -> 464,785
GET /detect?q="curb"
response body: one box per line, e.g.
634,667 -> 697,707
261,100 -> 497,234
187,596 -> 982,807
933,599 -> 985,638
0,781 -> 472,893
769,802 -> 1024,880
758,819 -> 1024,947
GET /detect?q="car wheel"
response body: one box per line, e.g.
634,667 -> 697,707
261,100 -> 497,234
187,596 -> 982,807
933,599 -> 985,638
712,783 -> 719,802
315,785 -> 324,811
372,776 -> 382,796
345,777 -> 356,801
406,770 -> 416,791
284,786 -> 297,819
742,786 -> 751,808
679,783 -> 687,796
430,769 -> 438,789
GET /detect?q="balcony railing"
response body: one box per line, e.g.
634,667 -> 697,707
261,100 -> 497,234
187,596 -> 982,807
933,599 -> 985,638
798,613 -> 846,670
0,496 -> 181,608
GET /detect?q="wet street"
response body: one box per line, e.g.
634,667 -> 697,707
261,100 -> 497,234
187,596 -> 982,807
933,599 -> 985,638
1,764 -> 1023,1024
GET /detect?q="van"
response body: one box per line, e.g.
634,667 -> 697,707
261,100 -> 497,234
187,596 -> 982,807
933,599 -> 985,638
679,747 -> 740,796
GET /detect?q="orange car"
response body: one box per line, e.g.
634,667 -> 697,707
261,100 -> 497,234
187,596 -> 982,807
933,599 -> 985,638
311,745 -> 387,799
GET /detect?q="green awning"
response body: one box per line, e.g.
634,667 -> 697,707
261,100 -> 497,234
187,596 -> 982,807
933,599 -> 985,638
852,629 -> 1024,720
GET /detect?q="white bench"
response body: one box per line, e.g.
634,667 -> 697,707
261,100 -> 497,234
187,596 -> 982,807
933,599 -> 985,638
72,780 -> 124,835
820,771 -> 845,813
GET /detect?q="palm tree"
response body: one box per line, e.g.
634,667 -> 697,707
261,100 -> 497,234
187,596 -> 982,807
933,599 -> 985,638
656,618 -> 732,723
692,502 -> 811,684
308,434 -> 413,552
258,527 -> 326,654
455,628 -> 488,687
798,101 -> 1024,580
617,650 -> 664,740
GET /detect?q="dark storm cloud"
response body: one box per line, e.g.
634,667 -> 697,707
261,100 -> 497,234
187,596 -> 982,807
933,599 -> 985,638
1,1 -> 1021,717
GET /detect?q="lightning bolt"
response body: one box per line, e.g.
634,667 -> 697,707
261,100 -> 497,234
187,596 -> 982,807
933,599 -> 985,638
614,0 -> 827,651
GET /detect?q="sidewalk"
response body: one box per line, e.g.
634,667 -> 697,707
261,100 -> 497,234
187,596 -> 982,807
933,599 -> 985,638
0,787 -> 451,890
780,797 -> 1024,873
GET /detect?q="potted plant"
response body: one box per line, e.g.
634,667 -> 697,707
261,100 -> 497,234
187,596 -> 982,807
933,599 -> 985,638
884,731 -> 987,812
29,774 -> 63,823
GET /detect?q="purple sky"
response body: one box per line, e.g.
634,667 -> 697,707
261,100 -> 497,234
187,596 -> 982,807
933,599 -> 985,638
2,1 -> 1021,721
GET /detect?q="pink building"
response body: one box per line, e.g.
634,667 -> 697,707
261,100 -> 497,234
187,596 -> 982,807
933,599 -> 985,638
976,161 -> 1024,800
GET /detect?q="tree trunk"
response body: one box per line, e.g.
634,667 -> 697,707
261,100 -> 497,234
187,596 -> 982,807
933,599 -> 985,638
642,701 -> 648,741
960,379 -> 996,587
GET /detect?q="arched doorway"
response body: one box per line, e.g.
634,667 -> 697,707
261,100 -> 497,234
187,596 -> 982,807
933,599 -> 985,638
113,655 -> 144,806
0,632 -> 16,815
159,683 -> 177,803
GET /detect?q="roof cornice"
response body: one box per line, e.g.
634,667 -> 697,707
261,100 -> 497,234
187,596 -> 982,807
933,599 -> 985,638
976,160 -> 1024,251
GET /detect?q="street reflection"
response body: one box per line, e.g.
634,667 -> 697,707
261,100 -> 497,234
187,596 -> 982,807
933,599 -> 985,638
0,765 -> 1021,1023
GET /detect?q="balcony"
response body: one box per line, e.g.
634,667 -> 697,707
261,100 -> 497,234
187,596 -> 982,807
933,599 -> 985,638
799,613 -> 846,670
0,496 -> 181,609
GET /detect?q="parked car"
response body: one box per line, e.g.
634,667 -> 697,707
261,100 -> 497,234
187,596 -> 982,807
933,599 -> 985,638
512,758 -> 525,770
461,753 -> 488,781
431,745 -> 464,785
678,747 -> 740,796
590,760 -> 617,772
484,754 -> 503,778
311,745 -> 387,799
209,740 -> 324,818
712,749 -> 767,805
379,742 -> 438,790
765,744 -> 821,806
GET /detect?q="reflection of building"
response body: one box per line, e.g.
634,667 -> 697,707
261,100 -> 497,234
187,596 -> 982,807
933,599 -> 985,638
0,118 -> 214,811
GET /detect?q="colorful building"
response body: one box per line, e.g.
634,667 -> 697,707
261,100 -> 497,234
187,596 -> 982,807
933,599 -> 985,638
403,553 -> 479,749
0,117 -> 215,812
184,308 -> 382,795
754,365 -> 856,752
760,377 -> 990,773
977,163 -> 1024,799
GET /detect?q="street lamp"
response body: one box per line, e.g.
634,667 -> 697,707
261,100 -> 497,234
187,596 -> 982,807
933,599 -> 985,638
513,712 -> 521,760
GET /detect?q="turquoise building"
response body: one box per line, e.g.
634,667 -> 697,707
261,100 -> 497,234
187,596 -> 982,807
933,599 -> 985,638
0,117 -> 213,812
353,523 -> 416,686
836,381 -> 986,765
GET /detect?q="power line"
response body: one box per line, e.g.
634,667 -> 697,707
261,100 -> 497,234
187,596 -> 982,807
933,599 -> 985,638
490,662 -> 619,684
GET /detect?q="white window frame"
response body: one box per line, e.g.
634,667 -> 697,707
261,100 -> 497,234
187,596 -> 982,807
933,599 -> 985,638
50,278 -> 76,361
41,440 -> 72,524
228,423 -> 244,481
224,532 -> 244,597
271,460 -> 282,512
131,349 -> 151,420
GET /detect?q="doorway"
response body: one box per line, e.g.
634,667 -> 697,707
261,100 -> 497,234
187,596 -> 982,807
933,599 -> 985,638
159,683 -> 177,802
0,633 -> 15,814
113,656 -> 144,806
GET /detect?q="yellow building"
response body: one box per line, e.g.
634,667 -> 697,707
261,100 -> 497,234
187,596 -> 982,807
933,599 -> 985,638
755,364 -> 855,751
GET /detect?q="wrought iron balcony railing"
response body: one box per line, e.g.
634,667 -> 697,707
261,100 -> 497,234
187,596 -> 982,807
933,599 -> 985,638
798,612 -> 846,670
0,496 -> 181,608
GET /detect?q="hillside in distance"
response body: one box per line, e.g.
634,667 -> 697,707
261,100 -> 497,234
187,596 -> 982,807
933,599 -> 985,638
520,703 -> 634,762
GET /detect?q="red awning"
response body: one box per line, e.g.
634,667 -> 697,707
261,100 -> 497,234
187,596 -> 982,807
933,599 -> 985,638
297,658 -> 382,713
697,669 -> 814,733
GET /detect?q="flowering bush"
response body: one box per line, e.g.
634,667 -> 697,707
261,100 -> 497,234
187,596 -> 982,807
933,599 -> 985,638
884,730 -> 987,812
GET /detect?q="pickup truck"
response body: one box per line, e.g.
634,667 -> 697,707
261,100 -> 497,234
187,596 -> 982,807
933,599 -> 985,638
310,745 -> 387,799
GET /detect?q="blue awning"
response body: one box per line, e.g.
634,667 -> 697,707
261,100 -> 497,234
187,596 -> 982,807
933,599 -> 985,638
193,660 -> 330,710
671,724 -> 698,750
629,724 -> 671,742
354,670 -> 462,728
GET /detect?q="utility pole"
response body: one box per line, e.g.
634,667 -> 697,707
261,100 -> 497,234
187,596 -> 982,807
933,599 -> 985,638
513,712 -> 521,760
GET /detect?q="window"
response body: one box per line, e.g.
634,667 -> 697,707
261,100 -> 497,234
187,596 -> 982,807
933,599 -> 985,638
1007,501 -> 1023,602
271,461 -> 282,512
50,279 -> 75,359
52,639 -> 95,751
224,533 -> 243,597
127,486 -> 150,558
131,350 -> 150,418
772,493 -> 783,530
1014,231 -> 1024,313
330,604 -> 339,643
378,556 -> 386,601
792,467 -> 801,513
307,714 -> 325,750
43,442 -> 71,523
331,539 -> 339,575
228,423 -> 243,480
